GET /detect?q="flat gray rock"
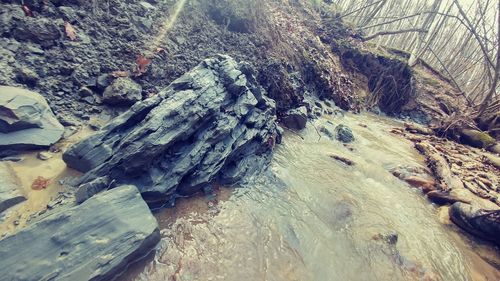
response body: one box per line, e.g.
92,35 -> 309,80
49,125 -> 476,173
0,185 -> 160,281
0,86 -> 64,156
0,162 -> 26,213
63,55 -> 279,202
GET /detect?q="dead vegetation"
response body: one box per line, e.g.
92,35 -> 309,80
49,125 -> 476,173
31,176 -> 50,190
392,125 -> 500,208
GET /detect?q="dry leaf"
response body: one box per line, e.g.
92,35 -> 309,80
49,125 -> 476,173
64,22 -> 77,41
155,47 -> 166,54
32,176 -> 50,190
22,5 -> 34,17
135,54 -> 151,76
111,70 -> 130,78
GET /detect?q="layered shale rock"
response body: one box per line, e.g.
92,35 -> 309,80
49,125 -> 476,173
0,185 -> 159,281
0,86 -> 64,156
63,55 -> 279,202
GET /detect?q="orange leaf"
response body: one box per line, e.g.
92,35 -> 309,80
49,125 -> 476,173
31,176 -> 50,190
111,70 -> 130,78
135,54 -> 151,76
22,5 -> 34,17
64,22 -> 77,41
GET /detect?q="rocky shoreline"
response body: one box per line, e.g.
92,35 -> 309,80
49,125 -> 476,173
1,54 -> 284,279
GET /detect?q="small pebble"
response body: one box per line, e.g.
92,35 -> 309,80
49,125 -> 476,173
0,156 -> 23,162
37,151 -> 53,161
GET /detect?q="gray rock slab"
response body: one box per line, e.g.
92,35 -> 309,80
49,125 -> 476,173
0,185 -> 160,281
0,86 -> 64,155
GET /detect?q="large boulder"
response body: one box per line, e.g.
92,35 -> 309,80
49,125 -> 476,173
102,77 -> 143,105
0,162 -> 26,213
63,55 -> 279,201
0,185 -> 160,281
0,86 -> 64,156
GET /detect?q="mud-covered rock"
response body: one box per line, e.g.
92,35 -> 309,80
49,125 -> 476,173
63,55 -> 279,202
0,86 -> 64,156
0,185 -> 159,281
459,129 -> 495,149
0,162 -> 26,213
335,124 -> 354,143
281,106 -> 307,130
102,77 -> 143,105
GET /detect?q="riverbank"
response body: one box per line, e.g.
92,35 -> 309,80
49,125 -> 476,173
123,113 -> 499,281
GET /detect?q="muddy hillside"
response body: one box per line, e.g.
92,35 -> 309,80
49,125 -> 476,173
1,0 -> 464,123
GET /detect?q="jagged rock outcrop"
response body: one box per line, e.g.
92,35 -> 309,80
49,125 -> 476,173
0,86 -> 64,156
0,162 -> 26,213
63,55 -> 279,202
0,185 -> 160,281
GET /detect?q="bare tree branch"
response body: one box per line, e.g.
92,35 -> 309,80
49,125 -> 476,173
453,0 -> 496,69
428,47 -> 474,106
478,0 -> 500,115
362,28 -> 427,41
340,0 -> 385,19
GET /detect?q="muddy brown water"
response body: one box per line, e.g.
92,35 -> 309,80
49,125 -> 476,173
0,127 -> 93,235
123,113 -> 499,281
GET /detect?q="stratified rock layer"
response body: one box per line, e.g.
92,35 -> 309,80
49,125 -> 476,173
0,86 -> 64,156
0,185 -> 160,281
63,55 -> 279,199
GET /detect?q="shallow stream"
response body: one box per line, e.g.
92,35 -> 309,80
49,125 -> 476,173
125,113 -> 499,281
